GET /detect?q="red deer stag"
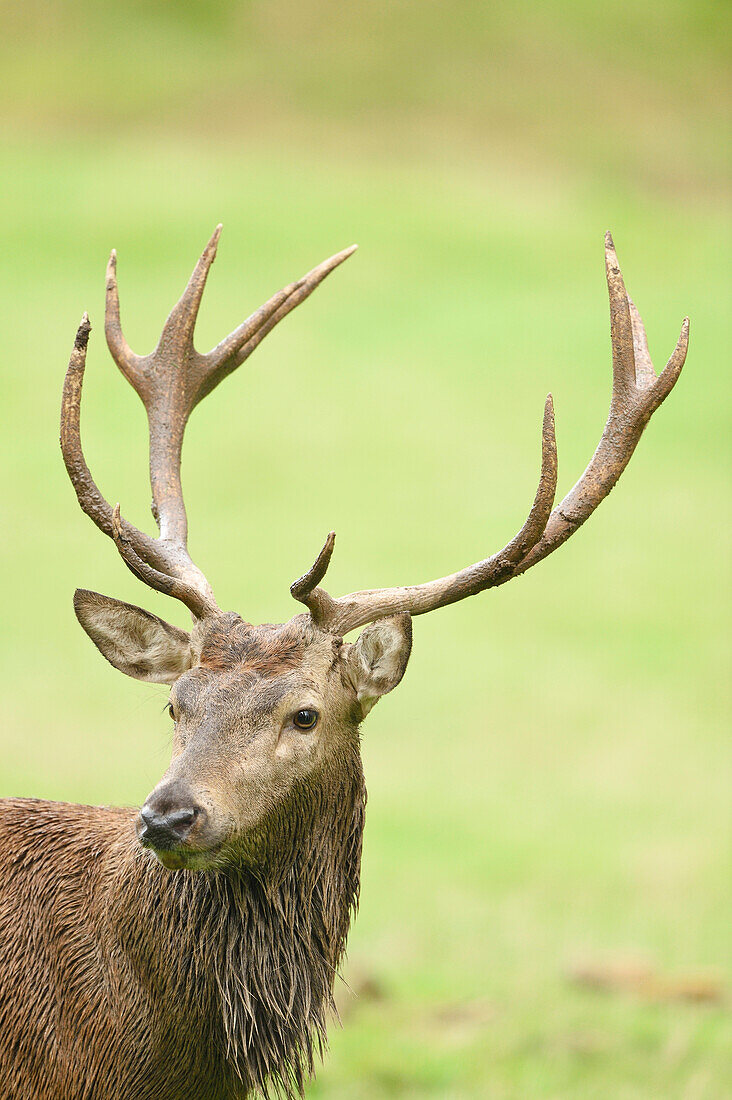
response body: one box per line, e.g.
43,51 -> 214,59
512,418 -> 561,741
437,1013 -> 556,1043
0,228 -> 688,1099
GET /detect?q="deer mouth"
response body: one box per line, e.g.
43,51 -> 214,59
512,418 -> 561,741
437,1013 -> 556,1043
149,841 -> 225,872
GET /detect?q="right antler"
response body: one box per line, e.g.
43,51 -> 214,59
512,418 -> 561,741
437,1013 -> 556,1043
61,227 -> 356,620
291,233 -> 689,635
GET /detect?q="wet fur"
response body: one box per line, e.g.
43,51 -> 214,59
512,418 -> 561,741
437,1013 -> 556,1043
0,759 -> 365,1099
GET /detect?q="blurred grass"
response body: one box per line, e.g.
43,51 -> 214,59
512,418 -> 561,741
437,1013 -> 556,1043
2,1 -> 730,199
0,2 -> 730,1097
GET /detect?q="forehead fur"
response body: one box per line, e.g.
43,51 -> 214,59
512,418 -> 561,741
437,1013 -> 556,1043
197,614 -> 336,677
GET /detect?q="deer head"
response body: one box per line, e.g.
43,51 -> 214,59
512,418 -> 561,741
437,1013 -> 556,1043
61,228 -> 688,872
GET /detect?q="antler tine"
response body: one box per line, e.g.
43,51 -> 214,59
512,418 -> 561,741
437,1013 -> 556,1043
628,297 -> 656,390
604,231 -> 637,403
290,531 -> 339,625
629,295 -> 689,409
196,244 -> 358,406
157,223 -> 223,353
111,506 -> 216,620
644,315 -> 689,411
290,232 -> 688,637
62,315 -> 169,567
105,250 -> 144,386
292,396 -> 557,633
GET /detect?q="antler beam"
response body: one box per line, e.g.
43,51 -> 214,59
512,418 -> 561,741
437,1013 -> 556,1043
61,227 -> 356,619
291,233 -> 689,636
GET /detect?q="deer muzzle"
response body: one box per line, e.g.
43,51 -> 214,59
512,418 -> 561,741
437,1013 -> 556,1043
137,781 -> 217,869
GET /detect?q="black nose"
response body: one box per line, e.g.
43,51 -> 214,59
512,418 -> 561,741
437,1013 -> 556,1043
138,795 -> 205,851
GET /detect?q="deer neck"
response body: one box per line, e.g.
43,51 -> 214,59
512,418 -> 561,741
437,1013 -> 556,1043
109,764 -> 366,1096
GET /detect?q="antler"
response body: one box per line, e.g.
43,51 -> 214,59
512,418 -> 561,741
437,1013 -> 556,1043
61,226 -> 356,619
292,233 -> 689,635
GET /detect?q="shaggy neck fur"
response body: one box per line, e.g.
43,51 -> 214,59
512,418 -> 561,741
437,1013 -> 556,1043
109,763 -> 366,1099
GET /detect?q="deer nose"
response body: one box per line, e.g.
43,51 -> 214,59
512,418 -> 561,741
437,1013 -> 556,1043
138,798 -> 206,851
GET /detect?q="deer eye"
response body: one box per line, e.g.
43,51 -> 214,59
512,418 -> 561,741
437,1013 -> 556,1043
167,703 -> 175,720
293,709 -> 319,731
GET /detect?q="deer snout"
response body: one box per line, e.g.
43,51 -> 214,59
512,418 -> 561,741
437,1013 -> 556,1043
137,786 -> 207,852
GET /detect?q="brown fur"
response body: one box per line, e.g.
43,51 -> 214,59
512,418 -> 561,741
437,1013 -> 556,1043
199,616 -> 312,676
0,760 -> 365,1099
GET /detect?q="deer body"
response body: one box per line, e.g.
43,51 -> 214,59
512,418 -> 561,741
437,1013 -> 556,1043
0,228 -> 687,1097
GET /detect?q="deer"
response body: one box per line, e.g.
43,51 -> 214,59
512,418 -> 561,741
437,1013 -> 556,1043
0,226 -> 688,1100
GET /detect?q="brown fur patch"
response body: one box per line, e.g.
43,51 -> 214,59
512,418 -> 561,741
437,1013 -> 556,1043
199,617 -> 310,677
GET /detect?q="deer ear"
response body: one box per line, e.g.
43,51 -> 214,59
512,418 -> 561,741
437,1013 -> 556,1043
73,590 -> 194,685
342,613 -> 412,716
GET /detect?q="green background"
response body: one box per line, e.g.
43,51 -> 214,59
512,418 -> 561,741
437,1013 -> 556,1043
1,2 -> 730,1096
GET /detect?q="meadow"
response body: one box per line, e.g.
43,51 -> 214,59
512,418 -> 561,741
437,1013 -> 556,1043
0,2 -> 729,1096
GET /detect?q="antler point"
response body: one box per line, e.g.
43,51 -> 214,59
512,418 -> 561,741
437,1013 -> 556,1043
74,314 -> 91,351
317,245 -> 359,275
290,531 -> 337,601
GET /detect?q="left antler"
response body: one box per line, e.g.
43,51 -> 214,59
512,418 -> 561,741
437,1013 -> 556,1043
292,233 -> 689,635
61,226 -> 356,619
